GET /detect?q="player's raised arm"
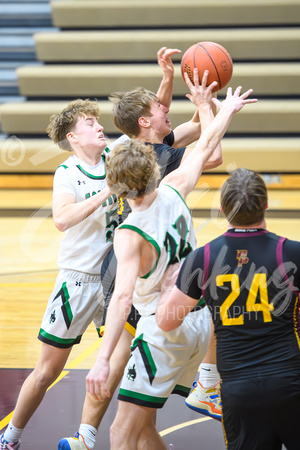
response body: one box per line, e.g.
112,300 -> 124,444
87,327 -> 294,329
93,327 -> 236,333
177,70 -> 222,168
160,70 -> 257,199
156,46 -> 181,109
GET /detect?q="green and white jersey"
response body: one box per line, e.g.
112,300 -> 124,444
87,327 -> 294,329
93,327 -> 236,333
53,150 -> 118,275
119,184 -> 196,316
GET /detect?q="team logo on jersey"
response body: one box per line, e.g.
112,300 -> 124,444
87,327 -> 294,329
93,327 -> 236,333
49,310 -> 56,324
127,364 -> 137,381
236,250 -> 249,266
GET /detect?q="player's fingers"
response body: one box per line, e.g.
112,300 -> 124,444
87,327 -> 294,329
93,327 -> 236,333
200,69 -> 209,88
157,47 -> 167,59
184,72 -> 194,88
240,88 -> 254,99
207,80 -> 218,93
233,86 -> 242,96
163,48 -> 181,58
86,378 -> 94,398
212,97 -> 222,108
101,383 -> 111,399
244,98 -> 258,104
193,68 -> 200,87
225,86 -> 233,98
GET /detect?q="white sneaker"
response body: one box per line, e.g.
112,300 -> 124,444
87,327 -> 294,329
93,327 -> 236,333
58,432 -> 89,450
185,381 -> 222,422
0,433 -> 20,450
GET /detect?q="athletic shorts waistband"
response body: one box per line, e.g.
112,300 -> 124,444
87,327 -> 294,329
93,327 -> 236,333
59,269 -> 101,283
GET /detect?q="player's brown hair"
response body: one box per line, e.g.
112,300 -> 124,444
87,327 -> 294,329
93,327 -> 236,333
106,139 -> 160,199
109,88 -> 158,138
47,99 -> 100,151
221,168 -> 267,226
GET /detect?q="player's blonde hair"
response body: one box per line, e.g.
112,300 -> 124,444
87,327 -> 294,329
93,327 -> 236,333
47,99 -> 100,151
106,139 -> 160,199
109,87 -> 158,138
221,168 -> 267,226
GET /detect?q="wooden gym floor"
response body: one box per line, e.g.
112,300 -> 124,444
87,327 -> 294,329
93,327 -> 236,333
0,186 -> 298,449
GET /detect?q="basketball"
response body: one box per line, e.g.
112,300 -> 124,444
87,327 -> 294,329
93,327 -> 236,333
181,42 -> 233,92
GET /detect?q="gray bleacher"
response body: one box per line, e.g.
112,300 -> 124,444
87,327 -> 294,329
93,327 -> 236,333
0,0 -> 299,176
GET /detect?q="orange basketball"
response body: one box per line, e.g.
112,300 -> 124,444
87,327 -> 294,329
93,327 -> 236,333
181,41 -> 233,93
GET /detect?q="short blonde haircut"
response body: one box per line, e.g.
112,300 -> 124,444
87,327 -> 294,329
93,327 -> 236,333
47,99 -> 100,151
109,88 -> 158,138
106,139 -> 160,199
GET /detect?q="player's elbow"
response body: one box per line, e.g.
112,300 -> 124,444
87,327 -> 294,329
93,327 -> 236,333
118,293 -> 133,317
156,310 -> 177,332
206,154 -> 223,169
53,215 -> 69,232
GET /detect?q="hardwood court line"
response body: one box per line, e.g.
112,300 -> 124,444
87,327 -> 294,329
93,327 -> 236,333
159,416 -> 212,437
0,338 -> 103,430
0,371 -> 70,431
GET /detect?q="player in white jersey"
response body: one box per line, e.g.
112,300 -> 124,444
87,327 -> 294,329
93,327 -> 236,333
39,148 -> 119,347
0,98 -> 117,450
86,72 -> 257,449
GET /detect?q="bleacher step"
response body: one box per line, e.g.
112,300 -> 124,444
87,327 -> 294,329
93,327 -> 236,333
16,62 -> 300,98
34,28 -> 300,62
1,100 -> 300,135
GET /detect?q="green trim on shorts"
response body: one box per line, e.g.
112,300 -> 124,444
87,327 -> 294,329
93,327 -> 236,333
119,388 -> 166,405
131,333 -> 157,384
61,282 -> 73,324
39,328 -> 82,345
172,384 -> 190,397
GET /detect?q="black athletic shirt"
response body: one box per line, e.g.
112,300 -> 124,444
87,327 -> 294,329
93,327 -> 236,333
176,228 -> 300,380
119,132 -> 185,221
151,131 -> 185,181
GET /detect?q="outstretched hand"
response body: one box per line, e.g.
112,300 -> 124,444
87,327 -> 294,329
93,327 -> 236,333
157,46 -> 181,77
212,85 -> 257,113
184,69 -> 218,110
86,359 -> 111,401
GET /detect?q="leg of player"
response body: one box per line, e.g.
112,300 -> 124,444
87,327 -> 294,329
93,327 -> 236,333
110,402 -> 166,450
0,344 -> 72,448
58,328 -> 132,450
137,411 -> 159,449
185,321 -> 222,421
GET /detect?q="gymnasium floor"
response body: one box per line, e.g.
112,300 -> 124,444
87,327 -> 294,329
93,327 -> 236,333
1,186 -> 299,449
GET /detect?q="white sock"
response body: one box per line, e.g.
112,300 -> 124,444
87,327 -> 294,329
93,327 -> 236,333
3,421 -> 23,443
199,363 -> 220,388
79,423 -> 97,450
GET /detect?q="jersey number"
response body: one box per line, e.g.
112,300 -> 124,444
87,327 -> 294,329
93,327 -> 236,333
163,215 -> 193,265
216,273 -> 274,326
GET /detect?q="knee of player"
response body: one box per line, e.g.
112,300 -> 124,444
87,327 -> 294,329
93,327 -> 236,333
32,365 -> 60,388
110,420 -> 122,445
